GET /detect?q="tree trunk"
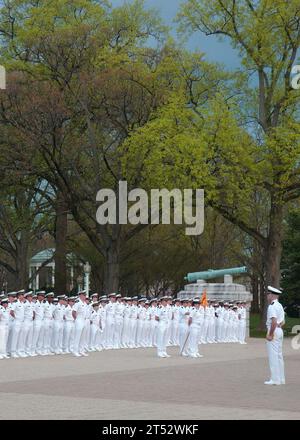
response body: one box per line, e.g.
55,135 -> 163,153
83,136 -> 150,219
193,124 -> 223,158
104,240 -> 120,293
259,202 -> 284,329
54,190 -> 68,294
251,275 -> 260,313
15,233 -> 29,290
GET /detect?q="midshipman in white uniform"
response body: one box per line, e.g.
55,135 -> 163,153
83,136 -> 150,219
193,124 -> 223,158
105,293 -> 116,349
155,297 -> 170,358
23,291 -> 35,356
43,292 -> 55,355
72,290 -> 88,357
265,286 -> 285,385
10,290 -> 26,358
188,299 -> 203,358
0,297 -> 9,359
63,296 -> 75,353
113,294 -> 124,349
32,291 -> 46,356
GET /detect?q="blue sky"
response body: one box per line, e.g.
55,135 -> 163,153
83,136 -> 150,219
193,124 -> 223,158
110,0 -> 241,69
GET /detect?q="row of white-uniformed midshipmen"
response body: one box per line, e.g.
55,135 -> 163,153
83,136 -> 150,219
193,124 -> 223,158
0,290 -> 247,360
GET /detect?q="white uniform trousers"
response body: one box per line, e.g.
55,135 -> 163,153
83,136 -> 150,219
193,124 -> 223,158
63,320 -> 75,353
32,319 -> 44,354
129,318 -> 137,348
266,327 -> 285,384
216,318 -> 224,342
10,320 -> 24,355
170,319 -> 179,345
113,318 -> 123,349
43,319 -> 53,354
0,324 -> 9,357
84,319 -> 91,350
207,318 -> 215,343
136,319 -> 145,347
232,321 -> 238,342
53,320 -> 64,353
144,320 -> 151,347
156,322 -> 168,356
23,319 -> 34,354
89,323 -> 99,349
73,318 -> 85,355
105,318 -> 115,348
121,317 -> 131,347
238,320 -> 246,343
31,319 -> 42,354
6,320 -> 14,355
97,323 -> 106,349
223,321 -> 229,342
189,323 -> 202,356
166,321 -> 172,346
179,323 -> 189,355
150,320 -> 158,347
201,318 -> 209,343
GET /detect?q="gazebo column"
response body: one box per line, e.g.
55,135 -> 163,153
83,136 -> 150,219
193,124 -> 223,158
29,265 -> 33,289
70,265 -> 74,291
35,264 -> 40,290
50,263 -> 55,288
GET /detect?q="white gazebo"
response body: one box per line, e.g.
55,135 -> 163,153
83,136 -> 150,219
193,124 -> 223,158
29,248 -> 75,291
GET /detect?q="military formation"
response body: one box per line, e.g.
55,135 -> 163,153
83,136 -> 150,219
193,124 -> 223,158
0,289 -> 247,360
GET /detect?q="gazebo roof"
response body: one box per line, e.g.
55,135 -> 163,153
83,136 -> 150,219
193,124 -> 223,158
30,248 -> 76,265
31,248 -> 55,264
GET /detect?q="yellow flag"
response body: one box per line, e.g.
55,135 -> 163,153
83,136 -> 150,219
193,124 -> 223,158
201,289 -> 208,307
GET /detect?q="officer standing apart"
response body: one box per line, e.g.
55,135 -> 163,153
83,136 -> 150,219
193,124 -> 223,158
265,286 -> 286,385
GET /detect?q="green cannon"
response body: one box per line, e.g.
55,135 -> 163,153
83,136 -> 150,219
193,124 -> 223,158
184,266 -> 248,283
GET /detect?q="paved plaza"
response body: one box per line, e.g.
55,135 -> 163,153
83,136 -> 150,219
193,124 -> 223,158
0,338 -> 299,420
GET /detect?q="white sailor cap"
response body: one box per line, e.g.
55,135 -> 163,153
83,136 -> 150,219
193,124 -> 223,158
92,301 -> 99,306
16,289 -> 25,295
91,293 -> 98,297
36,290 -> 46,296
108,292 -> 117,297
267,286 -> 282,295
1,297 -> 8,303
57,295 -> 66,299
7,291 -> 16,296
46,292 -> 55,298
78,290 -> 87,296
24,291 -> 33,298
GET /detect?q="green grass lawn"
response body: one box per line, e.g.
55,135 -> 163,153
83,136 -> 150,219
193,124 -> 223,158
250,313 -> 300,338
